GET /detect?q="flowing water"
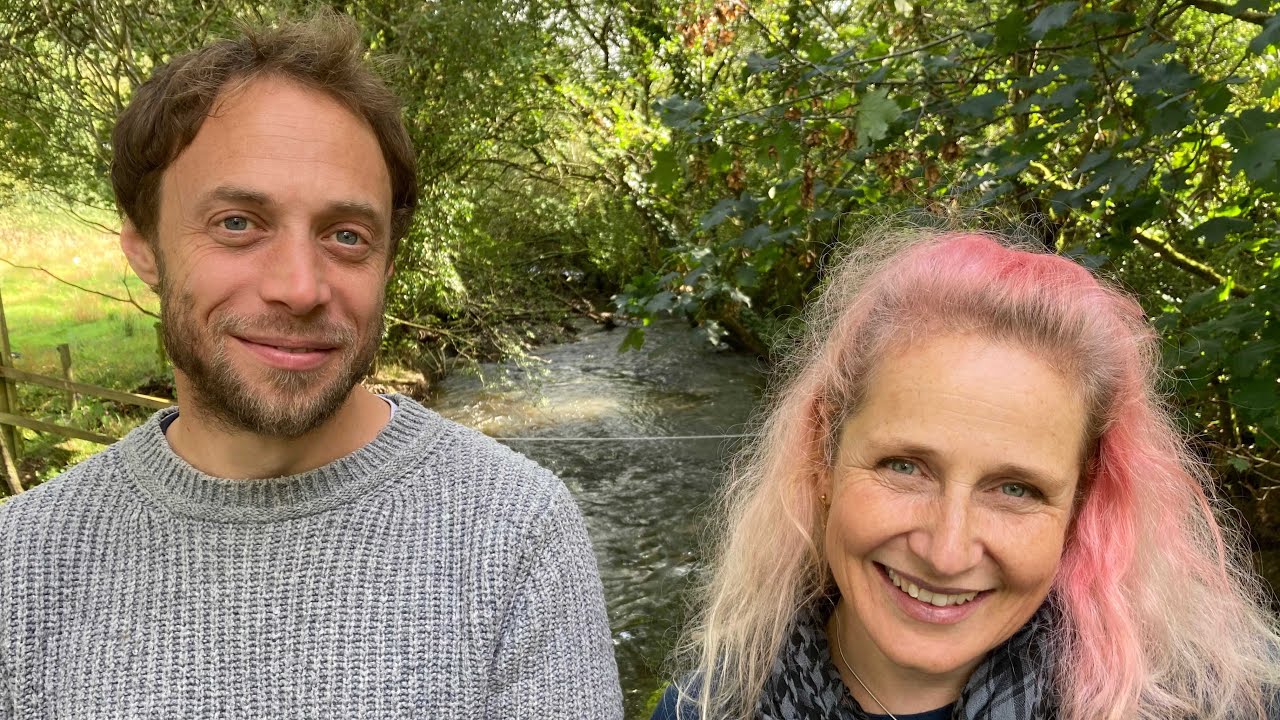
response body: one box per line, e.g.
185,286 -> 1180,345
428,321 -> 765,718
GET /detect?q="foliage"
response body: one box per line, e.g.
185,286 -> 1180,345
613,0 -> 1280,496
0,0 -> 656,374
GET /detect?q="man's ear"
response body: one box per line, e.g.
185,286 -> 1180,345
385,259 -> 396,281
120,219 -> 160,290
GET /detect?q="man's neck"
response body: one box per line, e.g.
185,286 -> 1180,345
164,384 -> 392,479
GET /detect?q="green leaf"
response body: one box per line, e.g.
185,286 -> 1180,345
1028,2 -> 1078,40
745,53 -> 780,76
826,89 -> 855,113
957,91 -> 1006,119
1121,41 -> 1176,69
699,198 -> 741,231
856,89 -> 902,144
733,224 -> 780,250
1218,277 -> 1237,302
1248,14 -> 1280,54
1201,84 -> 1233,115
1044,81 -> 1093,110
1183,287 -> 1222,317
1190,217 -> 1252,247
734,264 -> 760,288
709,145 -> 734,173
1131,61 -> 1199,96
644,290 -> 676,313
1233,375 -> 1279,417
994,10 -> 1027,50
1078,150 -> 1113,173
619,327 -> 647,352
1230,128 -> 1280,186
656,95 -> 706,131
1231,339 -> 1279,377
1228,456 -> 1251,473
1147,98 -> 1194,135
646,147 -> 682,193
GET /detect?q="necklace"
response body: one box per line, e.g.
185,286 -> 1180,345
832,609 -> 899,720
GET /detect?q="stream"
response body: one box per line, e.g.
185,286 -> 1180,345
428,321 -> 765,718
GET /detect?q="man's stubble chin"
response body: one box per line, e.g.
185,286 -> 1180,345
160,285 -> 382,439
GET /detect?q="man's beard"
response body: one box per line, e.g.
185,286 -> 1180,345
159,283 -> 383,439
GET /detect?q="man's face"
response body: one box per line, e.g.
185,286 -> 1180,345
124,74 -> 394,438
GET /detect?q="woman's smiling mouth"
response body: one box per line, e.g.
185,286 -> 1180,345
874,563 -> 991,623
884,566 -> 980,607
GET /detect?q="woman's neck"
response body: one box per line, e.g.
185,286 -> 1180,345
825,602 -> 977,715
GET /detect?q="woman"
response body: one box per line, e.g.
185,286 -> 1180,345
654,230 -> 1280,719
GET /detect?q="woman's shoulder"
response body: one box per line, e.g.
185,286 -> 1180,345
651,681 -> 701,720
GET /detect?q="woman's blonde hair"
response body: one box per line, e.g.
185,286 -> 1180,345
670,227 -> 1280,719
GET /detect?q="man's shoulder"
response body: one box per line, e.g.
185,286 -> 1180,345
393,396 -> 571,521
0,443 -> 126,530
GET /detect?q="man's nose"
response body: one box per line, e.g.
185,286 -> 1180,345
907,492 -> 983,578
258,231 -> 332,315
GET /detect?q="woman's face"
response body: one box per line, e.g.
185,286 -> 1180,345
821,333 -> 1086,685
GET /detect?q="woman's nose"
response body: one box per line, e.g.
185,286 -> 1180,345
907,494 -> 983,578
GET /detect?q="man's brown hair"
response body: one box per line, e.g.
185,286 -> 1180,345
111,10 -> 418,253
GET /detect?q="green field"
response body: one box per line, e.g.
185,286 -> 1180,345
0,198 -> 166,481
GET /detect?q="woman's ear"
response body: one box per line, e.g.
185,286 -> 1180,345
817,466 -> 834,502
813,396 -> 836,502
120,219 -> 160,290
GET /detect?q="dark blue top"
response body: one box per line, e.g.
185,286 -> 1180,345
650,683 -> 954,720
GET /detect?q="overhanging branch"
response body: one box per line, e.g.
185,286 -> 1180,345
1133,229 -> 1252,298
1184,0 -> 1273,26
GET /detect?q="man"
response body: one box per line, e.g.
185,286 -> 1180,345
0,13 -> 622,718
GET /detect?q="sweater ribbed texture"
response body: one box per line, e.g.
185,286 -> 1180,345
0,395 -> 622,719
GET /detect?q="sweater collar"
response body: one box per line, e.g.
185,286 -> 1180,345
121,394 -> 448,523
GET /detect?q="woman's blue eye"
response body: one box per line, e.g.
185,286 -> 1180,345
887,459 -> 917,475
1001,482 -> 1028,498
334,230 -> 362,246
222,216 -> 249,231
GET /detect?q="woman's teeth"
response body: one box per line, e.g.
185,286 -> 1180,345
887,567 -> 978,607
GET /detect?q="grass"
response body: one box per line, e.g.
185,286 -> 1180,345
0,196 -> 169,487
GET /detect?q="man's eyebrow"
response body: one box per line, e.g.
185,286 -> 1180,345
200,185 -> 273,208
326,200 -> 384,227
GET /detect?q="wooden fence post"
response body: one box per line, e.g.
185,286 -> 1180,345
0,289 -> 23,494
56,343 -> 76,410
0,428 -> 20,495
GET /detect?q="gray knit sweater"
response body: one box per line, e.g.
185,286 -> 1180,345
0,395 -> 622,718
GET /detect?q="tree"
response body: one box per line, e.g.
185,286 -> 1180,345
616,0 -> 1280,497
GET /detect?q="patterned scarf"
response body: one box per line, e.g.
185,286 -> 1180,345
755,597 -> 1057,720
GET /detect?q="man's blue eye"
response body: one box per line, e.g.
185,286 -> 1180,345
222,217 -> 249,231
887,459 -> 917,475
1001,483 -> 1028,498
335,230 -> 362,246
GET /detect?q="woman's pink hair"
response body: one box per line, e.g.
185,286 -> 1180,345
673,228 -> 1279,720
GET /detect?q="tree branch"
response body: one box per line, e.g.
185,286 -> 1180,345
1183,0 -> 1273,26
0,257 -> 159,318
1133,229 -> 1252,298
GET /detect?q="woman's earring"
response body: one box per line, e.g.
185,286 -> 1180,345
820,493 -> 829,507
